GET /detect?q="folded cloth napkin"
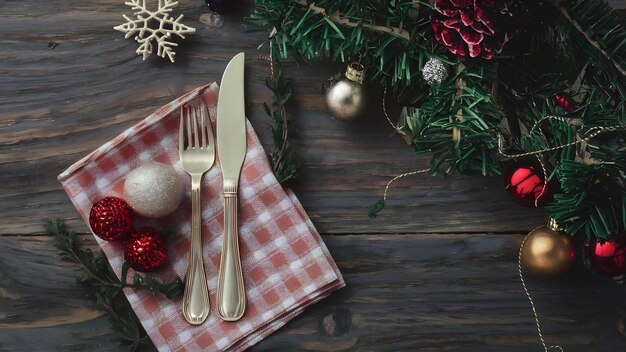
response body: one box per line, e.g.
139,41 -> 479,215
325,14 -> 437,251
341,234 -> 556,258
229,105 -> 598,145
58,83 -> 345,352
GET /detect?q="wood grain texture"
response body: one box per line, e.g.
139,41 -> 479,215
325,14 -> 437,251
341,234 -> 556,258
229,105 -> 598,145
1,234 -> 626,352
2,1 -> 626,351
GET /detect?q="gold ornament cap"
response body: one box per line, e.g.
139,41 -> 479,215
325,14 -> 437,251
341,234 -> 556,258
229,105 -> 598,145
345,62 -> 365,83
547,217 -> 561,231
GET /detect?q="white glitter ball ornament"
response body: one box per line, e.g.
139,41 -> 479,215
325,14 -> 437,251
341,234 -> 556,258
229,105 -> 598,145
123,162 -> 183,218
422,58 -> 448,85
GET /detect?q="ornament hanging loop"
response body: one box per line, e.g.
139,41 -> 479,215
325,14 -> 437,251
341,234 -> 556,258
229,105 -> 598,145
547,218 -> 561,231
496,117 -> 625,160
382,85 -> 407,136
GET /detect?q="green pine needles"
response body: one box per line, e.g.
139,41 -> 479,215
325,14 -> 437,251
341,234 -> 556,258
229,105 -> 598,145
48,219 -> 183,351
263,53 -> 299,184
248,0 -> 626,241
247,0 -> 432,97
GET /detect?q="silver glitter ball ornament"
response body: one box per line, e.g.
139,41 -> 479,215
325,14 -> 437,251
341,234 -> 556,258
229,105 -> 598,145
422,58 -> 448,85
123,162 -> 183,218
325,63 -> 367,121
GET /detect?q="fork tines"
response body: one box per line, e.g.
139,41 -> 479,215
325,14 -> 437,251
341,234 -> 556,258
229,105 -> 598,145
179,102 -> 212,150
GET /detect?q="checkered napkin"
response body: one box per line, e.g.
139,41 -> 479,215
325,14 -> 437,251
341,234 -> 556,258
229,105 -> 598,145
58,83 -> 345,352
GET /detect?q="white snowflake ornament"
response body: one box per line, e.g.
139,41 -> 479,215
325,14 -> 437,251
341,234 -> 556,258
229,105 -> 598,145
114,0 -> 195,63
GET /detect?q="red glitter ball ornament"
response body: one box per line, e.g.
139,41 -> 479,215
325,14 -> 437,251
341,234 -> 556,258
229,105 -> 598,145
89,196 -> 133,241
587,237 -> 626,278
124,227 -> 168,272
503,161 -> 553,207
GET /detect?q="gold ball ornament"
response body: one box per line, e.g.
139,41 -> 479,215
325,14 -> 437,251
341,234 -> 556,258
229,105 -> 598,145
521,221 -> 575,278
325,63 -> 366,121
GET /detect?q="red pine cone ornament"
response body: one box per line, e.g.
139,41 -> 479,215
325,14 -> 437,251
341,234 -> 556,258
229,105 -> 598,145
124,227 -> 168,272
89,196 -> 134,241
430,0 -> 513,59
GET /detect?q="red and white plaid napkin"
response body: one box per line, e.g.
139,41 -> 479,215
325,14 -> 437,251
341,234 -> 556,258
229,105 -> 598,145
58,83 -> 345,352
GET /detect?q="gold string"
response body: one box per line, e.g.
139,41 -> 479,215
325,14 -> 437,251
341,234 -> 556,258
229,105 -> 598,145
518,236 -> 565,352
534,154 -> 548,208
530,117 -> 554,208
382,168 -> 430,202
497,123 -> 625,159
379,86 -> 427,203
496,116 -> 625,351
529,116 -> 570,135
507,117 -> 623,350
256,54 -> 275,77
499,116 -> 624,206
382,86 -> 407,136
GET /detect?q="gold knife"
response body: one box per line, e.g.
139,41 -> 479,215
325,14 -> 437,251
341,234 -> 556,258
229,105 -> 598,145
216,52 -> 247,321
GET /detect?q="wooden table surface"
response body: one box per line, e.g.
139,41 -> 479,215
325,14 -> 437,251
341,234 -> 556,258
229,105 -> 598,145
2,1 -> 626,351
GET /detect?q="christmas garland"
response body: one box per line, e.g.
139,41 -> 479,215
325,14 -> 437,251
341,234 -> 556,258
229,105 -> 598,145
247,0 -> 626,242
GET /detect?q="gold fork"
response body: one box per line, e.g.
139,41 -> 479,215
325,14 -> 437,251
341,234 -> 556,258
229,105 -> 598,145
179,101 -> 214,325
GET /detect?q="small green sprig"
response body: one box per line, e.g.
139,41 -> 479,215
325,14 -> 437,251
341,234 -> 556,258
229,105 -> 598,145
47,219 -> 183,351
263,58 -> 299,184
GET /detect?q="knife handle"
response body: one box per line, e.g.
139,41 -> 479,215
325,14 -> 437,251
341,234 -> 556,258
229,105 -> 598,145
217,184 -> 246,321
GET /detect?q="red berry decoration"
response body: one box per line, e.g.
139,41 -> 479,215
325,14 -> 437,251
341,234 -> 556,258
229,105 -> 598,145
554,94 -> 574,112
430,0 -> 513,59
89,196 -> 133,241
503,160 -> 553,207
124,227 -> 168,272
586,237 -> 626,279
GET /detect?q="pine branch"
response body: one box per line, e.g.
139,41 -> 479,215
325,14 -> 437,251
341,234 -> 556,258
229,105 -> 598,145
247,0 -> 434,97
561,0 -> 626,76
47,219 -> 183,350
559,0 -> 626,114
249,0 -> 625,241
293,0 -> 412,41
404,61 -> 504,176
547,155 -> 626,240
263,55 -> 299,184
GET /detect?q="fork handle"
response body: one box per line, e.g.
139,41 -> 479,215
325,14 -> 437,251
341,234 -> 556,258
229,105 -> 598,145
217,184 -> 246,321
182,175 -> 210,325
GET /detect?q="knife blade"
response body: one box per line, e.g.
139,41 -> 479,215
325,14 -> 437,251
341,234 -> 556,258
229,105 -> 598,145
216,52 -> 247,321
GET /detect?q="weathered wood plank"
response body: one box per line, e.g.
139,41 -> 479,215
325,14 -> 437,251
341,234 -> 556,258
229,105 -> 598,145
0,0 -> 552,235
1,234 -> 625,351
1,1 -> 625,350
